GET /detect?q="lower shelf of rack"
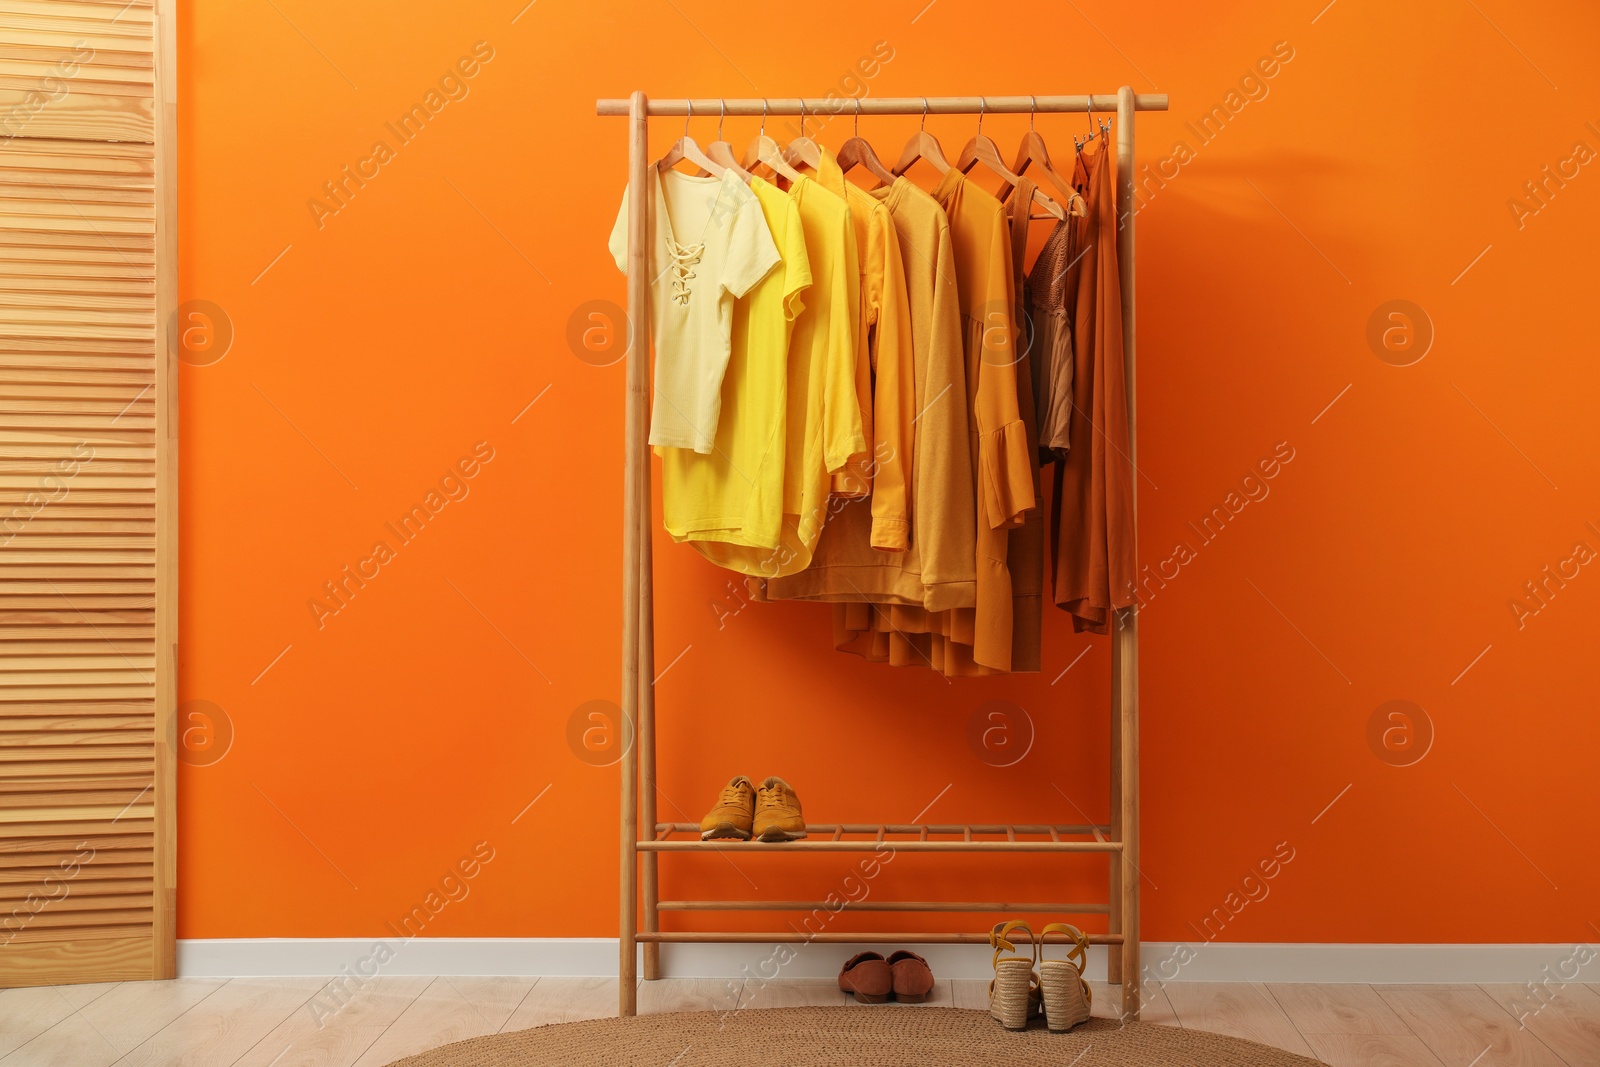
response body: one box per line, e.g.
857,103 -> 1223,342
635,931 -> 1125,944
643,840 -> 1120,852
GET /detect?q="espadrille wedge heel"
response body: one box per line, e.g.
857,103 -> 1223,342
990,957 -> 1035,1030
987,921 -> 1041,1031
1038,922 -> 1093,1032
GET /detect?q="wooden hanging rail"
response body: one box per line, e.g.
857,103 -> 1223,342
600,87 -> 1158,1022
596,94 -> 1169,116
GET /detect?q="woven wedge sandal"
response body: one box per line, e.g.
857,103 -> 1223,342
1038,922 -> 1093,1032
988,920 -> 1042,1031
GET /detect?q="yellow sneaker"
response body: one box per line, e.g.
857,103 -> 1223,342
700,776 -> 755,840
753,776 -> 808,841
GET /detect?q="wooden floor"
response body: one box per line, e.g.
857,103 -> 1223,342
0,977 -> 1596,1066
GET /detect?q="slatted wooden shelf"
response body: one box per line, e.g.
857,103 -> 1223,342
637,931 -> 1128,945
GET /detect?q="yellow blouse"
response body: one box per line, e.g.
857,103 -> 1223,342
663,177 -> 811,561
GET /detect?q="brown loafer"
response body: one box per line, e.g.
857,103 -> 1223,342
887,949 -> 935,1003
839,951 -> 893,1003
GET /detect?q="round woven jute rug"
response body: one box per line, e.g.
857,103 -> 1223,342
384,1006 -> 1329,1066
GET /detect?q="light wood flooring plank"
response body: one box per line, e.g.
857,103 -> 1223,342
1376,984 -> 1567,1067
1303,1031 -> 1449,1067
1479,982 -> 1600,1066
1162,981 -> 1318,1058
55,983 -> 119,1011
636,977 -> 743,1016
230,976 -> 434,1067
1095,979 -> 1181,1025
737,977 -> 842,1010
1267,983 -> 1412,1035
1,978 -> 223,1067
349,977 -> 536,1067
0,1009 -> 122,1067
949,978 -> 987,1012
112,978 -> 327,1067
0,985 -> 88,1058
499,978 -> 623,1032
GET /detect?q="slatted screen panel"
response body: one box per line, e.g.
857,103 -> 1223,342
0,0 -> 174,986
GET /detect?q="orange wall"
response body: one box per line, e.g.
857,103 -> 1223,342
179,0 -> 1600,946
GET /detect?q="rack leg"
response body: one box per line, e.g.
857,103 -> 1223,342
1109,633 -> 1127,992
639,379 -> 660,982
1111,84 -> 1142,1023
618,89 -> 649,1018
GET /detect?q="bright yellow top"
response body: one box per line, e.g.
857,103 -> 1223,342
700,175 -> 862,578
659,177 -> 810,557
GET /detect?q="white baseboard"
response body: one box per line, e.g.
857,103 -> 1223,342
178,939 -> 1598,985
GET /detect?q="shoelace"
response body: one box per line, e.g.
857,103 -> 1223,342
718,785 -> 748,807
667,238 -> 704,304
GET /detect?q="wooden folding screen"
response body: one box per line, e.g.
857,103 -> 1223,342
0,0 -> 177,986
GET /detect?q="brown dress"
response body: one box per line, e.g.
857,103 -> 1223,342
999,175 -> 1048,673
1051,142 -> 1135,633
1025,193 -> 1076,458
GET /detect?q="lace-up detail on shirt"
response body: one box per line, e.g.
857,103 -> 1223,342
667,238 -> 704,304
606,168 -> 779,453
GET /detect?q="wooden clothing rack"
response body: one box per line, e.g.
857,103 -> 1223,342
595,88 -> 1169,1020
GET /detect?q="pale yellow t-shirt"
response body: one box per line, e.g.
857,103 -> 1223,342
657,177 -> 810,560
608,169 -> 779,453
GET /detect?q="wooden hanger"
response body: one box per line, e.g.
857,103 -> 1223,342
835,98 -> 896,186
1004,96 -> 1085,217
957,98 -> 1063,220
741,99 -> 804,183
703,100 -> 754,182
656,100 -> 725,176
785,100 -> 822,169
892,98 -> 950,176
